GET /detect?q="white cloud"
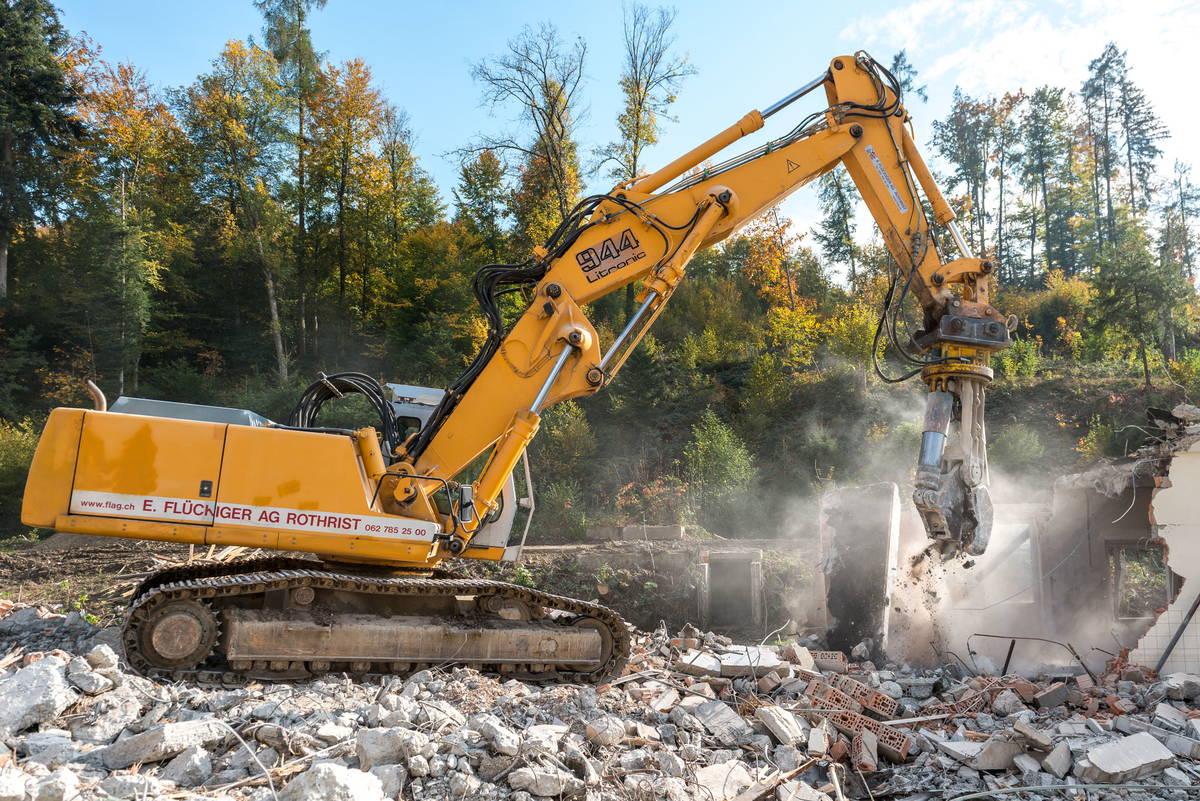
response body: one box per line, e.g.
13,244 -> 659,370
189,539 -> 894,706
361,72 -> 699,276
839,0 -> 1200,172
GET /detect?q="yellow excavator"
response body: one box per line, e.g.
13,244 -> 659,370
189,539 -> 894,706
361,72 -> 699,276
21,53 -> 1010,683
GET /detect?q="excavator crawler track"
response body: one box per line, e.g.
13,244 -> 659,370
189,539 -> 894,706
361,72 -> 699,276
122,560 -> 630,685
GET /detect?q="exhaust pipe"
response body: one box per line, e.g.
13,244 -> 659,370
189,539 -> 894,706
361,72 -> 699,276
85,380 -> 107,412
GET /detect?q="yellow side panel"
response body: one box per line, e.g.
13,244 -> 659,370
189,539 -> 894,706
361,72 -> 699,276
71,413 -> 226,524
217,426 -> 375,516
214,427 -> 441,562
22,408 -> 86,528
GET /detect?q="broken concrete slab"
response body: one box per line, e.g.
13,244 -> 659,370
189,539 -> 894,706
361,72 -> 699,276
95,718 -> 227,769
776,779 -> 832,801
852,729 -> 878,772
1012,753 -> 1041,775
508,766 -> 584,798
279,763 -> 384,801
1041,741 -> 1071,779
30,768 -> 77,801
991,689 -> 1028,716
161,744 -> 212,787
807,718 -> 832,756
1165,672 -> 1200,701
583,714 -> 624,748
695,700 -> 752,746
694,759 -> 754,801
1113,714 -> 1200,759
1073,731 -> 1175,783
473,714 -> 521,756
896,676 -> 936,700
755,705 -> 809,745
0,658 -> 77,738
1034,682 -> 1068,709
674,650 -> 722,677
356,727 -> 409,771
1153,702 -> 1188,731
782,644 -> 815,670
0,769 -> 28,801
1013,720 -> 1054,751
719,647 -> 784,677
935,739 -> 1026,771
98,774 -> 160,799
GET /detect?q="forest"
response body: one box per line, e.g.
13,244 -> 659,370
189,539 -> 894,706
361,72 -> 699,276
0,0 -> 1196,542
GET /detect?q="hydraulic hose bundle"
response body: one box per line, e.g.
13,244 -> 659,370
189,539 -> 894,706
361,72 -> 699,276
288,372 -> 400,460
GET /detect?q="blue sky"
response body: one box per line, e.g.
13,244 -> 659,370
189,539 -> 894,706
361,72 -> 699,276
55,0 -> 1199,254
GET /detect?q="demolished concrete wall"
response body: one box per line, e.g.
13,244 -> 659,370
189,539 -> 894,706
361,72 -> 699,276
819,483 -> 900,659
820,441 -> 1179,675
1132,436 -> 1200,672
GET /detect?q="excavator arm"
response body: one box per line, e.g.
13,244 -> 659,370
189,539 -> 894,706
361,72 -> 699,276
393,52 -> 1011,558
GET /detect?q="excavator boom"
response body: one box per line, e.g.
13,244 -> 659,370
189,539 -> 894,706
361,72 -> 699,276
21,53 -> 1009,684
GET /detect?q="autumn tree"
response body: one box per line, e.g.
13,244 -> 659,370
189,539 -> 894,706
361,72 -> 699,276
931,89 -> 994,252
743,209 -> 803,310
470,24 -> 586,247
254,0 -> 326,353
508,80 -> 582,249
70,61 -> 184,393
598,3 -> 693,183
309,58 -> 385,312
1082,43 -> 1125,246
454,149 -> 508,262
379,105 -> 441,262
0,0 -> 83,301
991,91 -> 1024,281
1019,86 -> 1075,275
597,3 -> 692,318
1092,213 -> 1189,388
1116,70 -> 1166,212
181,40 -> 290,380
1162,161 -> 1198,279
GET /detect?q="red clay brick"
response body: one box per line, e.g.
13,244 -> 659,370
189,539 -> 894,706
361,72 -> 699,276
806,679 -> 864,714
830,674 -> 899,718
816,708 -> 914,762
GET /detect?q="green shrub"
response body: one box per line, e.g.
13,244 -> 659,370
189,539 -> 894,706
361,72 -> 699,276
1168,350 -> 1200,396
1076,414 -> 1123,461
532,479 -> 588,542
0,419 -> 39,538
994,336 -> 1043,380
989,424 -> 1046,473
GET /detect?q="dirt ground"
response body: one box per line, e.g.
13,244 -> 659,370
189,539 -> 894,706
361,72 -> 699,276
0,533 -> 806,640
0,534 -> 211,624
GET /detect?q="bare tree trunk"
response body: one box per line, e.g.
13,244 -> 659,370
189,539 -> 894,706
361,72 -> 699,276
1133,290 -> 1150,390
255,231 -> 289,381
1140,340 -> 1151,390
337,157 -> 348,306
0,132 -> 11,301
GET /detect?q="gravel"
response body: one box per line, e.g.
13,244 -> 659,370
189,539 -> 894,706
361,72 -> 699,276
0,600 -> 1197,800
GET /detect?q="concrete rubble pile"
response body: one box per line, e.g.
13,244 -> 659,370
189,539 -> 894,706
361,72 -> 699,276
1,600 -> 1199,800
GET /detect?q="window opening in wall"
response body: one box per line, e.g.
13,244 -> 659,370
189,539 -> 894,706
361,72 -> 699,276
1110,543 -> 1171,620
